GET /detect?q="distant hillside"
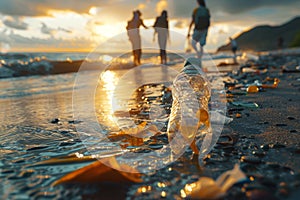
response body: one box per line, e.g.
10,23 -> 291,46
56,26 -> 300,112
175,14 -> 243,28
217,16 -> 300,52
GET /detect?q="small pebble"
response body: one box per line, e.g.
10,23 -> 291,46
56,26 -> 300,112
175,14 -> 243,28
236,113 -> 242,118
50,118 -> 60,124
126,146 -> 139,150
269,143 -> 286,149
26,145 -> 49,151
260,144 -> 269,150
133,148 -> 151,153
149,144 -> 163,150
240,156 -> 261,164
279,182 -> 287,187
68,120 -> 82,124
18,170 -> 35,178
276,124 -> 287,127
258,121 -> 269,125
252,150 -> 266,157
59,141 -> 76,147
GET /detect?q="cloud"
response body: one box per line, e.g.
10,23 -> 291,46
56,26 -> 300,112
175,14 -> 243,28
85,19 -> 103,36
172,0 -> 300,20
0,0 -> 110,16
0,0 -> 157,21
0,0 -> 299,24
41,23 -> 57,36
41,23 -> 72,36
207,0 -> 300,14
0,31 -> 94,51
0,29 -> 11,43
1,0 -> 299,52
3,16 -> 28,30
58,27 -> 72,34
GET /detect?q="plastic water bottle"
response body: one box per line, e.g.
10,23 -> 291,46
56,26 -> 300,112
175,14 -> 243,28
167,58 -> 211,156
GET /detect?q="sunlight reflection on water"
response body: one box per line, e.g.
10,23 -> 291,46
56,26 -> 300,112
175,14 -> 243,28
0,53 -> 244,199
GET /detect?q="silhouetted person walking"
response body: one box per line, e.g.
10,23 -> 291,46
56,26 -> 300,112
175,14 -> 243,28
229,37 -> 238,63
153,10 -> 169,64
126,10 -> 148,66
278,36 -> 284,49
187,0 -> 210,58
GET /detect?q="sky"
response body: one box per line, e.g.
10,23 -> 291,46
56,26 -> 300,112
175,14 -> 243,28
0,0 -> 299,53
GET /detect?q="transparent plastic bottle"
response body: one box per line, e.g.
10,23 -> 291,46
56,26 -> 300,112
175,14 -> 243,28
167,58 -> 211,156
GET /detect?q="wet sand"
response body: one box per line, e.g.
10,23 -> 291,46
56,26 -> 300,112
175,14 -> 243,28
216,53 -> 300,199
0,52 -> 299,199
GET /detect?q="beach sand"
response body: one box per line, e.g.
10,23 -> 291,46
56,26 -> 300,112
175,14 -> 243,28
0,52 -> 299,199
214,53 -> 300,199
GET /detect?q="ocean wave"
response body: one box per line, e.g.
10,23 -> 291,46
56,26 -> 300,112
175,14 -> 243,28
0,52 -> 147,78
0,51 -> 254,79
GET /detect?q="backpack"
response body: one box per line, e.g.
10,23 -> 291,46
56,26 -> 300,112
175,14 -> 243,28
194,6 -> 210,30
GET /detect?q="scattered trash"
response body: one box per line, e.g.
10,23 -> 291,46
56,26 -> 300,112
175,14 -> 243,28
34,154 -> 97,166
52,157 -> 143,186
231,102 -> 259,108
209,111 -> 233,125
282,65 -> 300,73
261,78 -> 280,88
287,117 -> 296,120
247,85 -> 259,93
235,113 -> 242,118
240,156 -> 261,164
217,62 -> 239,67
50,118 -> 60,124
216,135 -> 235,146
183,164 -> 247,199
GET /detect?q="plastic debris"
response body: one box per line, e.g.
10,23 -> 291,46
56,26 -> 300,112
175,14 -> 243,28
52,157 -> 143,186
247,85 -> 259,93
231,101 -> 259,108
183,164 -> 247,199
235,113 -> 242,118
282,65 -> 300,73
261,78 -> 280,88
34,155 -> 97,166
167,57 -> 211,157
209,110 -> 233,125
